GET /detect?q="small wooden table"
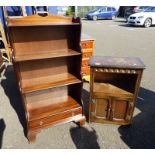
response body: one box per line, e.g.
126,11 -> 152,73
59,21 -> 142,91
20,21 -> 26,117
89,56 -> 145,125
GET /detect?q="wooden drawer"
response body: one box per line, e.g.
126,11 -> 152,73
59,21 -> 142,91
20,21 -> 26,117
81,40 -> 94,49
82,59 -> 89,67
82,52 -> 93,59
82,66 -> 90,76
29,107 -> 82,130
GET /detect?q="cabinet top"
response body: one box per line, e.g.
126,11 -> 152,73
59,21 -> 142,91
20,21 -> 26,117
8,14 -> 80,27
89,56 -> 146,69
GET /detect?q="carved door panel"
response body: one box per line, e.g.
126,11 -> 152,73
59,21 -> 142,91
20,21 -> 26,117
90,97 -> 134,123
110,98 -> 134,123
90,98 -> 110,122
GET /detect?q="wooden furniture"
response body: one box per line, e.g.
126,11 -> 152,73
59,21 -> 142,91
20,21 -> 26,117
0,19 -> 11,62
81,33 -> 94,82
89,56 -> 145,125
8,14 -> 85,143
0,52 -> 5,75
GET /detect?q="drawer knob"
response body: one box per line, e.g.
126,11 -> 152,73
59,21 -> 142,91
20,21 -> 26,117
39,121 -> 44,125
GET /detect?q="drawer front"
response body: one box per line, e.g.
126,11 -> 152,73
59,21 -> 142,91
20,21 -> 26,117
81,40 -> 94,49
82,66 -> 90,76
82,59 -> 89,67
82,52 -> 93,59
29,107 -> 82,130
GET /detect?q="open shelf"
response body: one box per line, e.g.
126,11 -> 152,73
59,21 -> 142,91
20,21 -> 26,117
15,49 -> 81,62
26,95 -> 81,121
93,82 -> 134,98
21,72 -> 81,93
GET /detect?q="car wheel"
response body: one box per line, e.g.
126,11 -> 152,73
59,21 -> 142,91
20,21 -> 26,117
144,18 -> 152,28
93,16 -> 98,21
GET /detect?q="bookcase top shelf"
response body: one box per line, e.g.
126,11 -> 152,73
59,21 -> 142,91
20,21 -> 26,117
8,14 -> 80,27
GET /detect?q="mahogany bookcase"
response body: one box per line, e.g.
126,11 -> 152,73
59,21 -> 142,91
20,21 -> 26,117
8,14 -> 85,143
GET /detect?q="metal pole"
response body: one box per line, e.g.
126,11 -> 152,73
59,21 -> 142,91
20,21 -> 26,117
75,6 -> 78,17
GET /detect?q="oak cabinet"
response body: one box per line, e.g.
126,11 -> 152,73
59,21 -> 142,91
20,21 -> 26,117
89,56 -> 145,125
8,14 -> 85,143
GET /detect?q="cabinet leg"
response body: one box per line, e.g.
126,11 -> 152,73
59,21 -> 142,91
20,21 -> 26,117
75,116 -> 86,127
27,131 -> 38,143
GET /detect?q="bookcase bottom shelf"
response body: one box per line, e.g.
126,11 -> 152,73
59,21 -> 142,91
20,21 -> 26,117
27,96 -> 82,121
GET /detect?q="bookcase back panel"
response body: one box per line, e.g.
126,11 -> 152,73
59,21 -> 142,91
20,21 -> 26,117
25,86 -> 68,105
19,57 -> 67,78
94,72 -> 138,93
25,84 -> 82,108
10,26 -> 77,56
68,83 -> 82,104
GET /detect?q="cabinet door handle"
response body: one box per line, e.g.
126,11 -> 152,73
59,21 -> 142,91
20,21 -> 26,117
107,107 -> 111,119
39,121 -> 44,126
111,109 -> 115,119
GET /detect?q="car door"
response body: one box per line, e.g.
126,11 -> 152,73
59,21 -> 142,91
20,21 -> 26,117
104,7 -> 113,19
98,7 -> 107,19
151,7 -> 155,24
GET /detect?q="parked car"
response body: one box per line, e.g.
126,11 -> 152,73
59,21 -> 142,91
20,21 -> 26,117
124,6 -> 149,21
86,6 -> 118,21
127,6 -> 155,28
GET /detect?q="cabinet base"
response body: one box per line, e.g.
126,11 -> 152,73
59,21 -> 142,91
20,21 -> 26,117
90,115 -> 133,126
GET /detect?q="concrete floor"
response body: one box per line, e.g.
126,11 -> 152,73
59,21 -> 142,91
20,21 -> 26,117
0,18 -> 155,149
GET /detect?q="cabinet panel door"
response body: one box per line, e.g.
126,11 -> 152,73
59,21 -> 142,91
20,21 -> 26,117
90,98 -> 110,121
111,99 -> 133,122
95,98 -> 109,118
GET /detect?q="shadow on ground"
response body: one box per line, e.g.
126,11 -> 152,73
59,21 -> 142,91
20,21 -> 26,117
70,126 -> 100,149
0,119 -> 6,148
82,87 -> 90,122
0,65 -> 27,137
118,87 -> 155,149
